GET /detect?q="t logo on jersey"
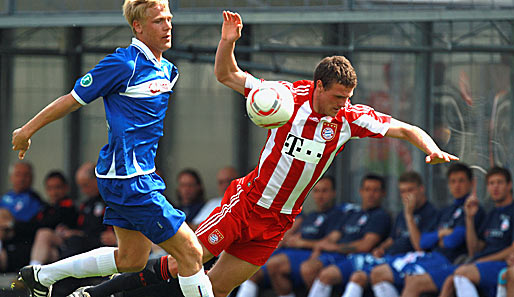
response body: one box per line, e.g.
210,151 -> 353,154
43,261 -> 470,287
283,133 -> 325,164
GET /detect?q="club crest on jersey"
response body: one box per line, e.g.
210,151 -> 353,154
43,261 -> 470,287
321,122 -> 337,141
501,217 -> 510,231
80,73 -> 93,87
148,80 -> 172,94
208,229 -> 224,245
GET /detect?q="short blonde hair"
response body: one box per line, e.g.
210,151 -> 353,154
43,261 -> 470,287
123,0 -> 170,35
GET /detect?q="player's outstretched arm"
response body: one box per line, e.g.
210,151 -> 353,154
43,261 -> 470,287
12,93 -> 82,159
385,118 -> 459,165
214,10 -> 246,95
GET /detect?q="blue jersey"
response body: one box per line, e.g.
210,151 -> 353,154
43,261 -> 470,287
386,201 -> 438,255
71,38 -> 179,179
0,189 -> 43,222
299,207 -> 340,240
334,205 -> 391,244
420,195 -> 485,262
474,202 -> 514,260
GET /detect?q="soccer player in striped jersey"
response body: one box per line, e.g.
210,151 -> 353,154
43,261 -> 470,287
11,1 -> 213,297
62,10 -> 459,297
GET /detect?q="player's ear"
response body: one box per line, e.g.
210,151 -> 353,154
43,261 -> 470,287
315,80 -> 324,91
133,19 -> 143,35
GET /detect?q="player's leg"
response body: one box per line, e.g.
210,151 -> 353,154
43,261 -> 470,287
453,264 -> 480,297
308,265 -> 343,297
370,264 -> 399,297
342,271 -> 368,297
438,274 -> 455,297
159,225 -> 214,297
299,257 -> 324,289
207,251 -> 261,297
401,274 -> 438,297
19,227 -> 147,297
29,228 -> 63,265
505,266 -> 514,297
267,253 -> 296,296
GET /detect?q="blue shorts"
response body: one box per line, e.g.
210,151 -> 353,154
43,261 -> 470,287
400,251 -> 455,290
261,248 -> 313,286
476,261 -> 507,297
98,173 -> 186,244
331,253 -> 387,286
385,252 -> 429,289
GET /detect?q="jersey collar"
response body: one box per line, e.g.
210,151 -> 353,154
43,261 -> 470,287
131,38 -> 160,66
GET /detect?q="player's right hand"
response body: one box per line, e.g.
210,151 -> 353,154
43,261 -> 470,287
221,11 -> 242,42
12,128 -> 31,160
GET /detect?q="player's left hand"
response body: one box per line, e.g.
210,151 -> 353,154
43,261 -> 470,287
12,128 -> 31,160
425,151 -> 459,164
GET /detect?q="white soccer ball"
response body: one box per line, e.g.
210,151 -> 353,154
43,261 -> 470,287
246,81 -> 294,129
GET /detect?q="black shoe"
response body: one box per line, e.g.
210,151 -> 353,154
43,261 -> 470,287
18,265 -> 52,297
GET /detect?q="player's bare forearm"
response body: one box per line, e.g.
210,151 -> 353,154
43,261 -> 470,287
465,217 -> 482,257
405,214 -> 422,251
12,93 -> 81,159
214,39 -> 246,95
475,245 -> 514,263
386,118 -> 459,164
214,11 -> 246,95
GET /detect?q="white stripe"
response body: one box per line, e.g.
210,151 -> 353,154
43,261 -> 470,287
71,89 -> 87,105
120,78 -> 173,98
95,166 -> 156,179
195,187 -> 243,236
257,100 -> 311,210
257,129 -> 277,178
353,114 -> 390,136
125,52 -> 139,90
132,150 -> 145,176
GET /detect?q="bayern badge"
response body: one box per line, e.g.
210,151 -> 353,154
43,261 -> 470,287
321,122 -> 337,141
208,229 -> 224,245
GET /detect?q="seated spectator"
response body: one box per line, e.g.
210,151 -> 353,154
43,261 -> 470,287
235,175 -> 341,297
365,163 -> 485,297
29,170 -> 79,265
176,168 -> 205,225
191,166 -> 239,230
308,171 -> 438,297
0,161 -> 44,272
440,166 -> 514,297
289,174 -> 391,297
0,208 -> 15,271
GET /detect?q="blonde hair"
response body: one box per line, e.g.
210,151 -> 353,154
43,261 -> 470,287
123,0 -> 170,35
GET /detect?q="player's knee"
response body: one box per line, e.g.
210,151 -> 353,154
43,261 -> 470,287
370,264 -> 392,285
318,265 -> 342,285
454,264 -> 475,279
350,271 -> 368,287
267,254 -> 289,275
506,267 -> 514,281
300,260 -> 321,282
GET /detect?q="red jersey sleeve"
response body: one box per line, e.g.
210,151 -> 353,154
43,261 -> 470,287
343,101 -> 392,138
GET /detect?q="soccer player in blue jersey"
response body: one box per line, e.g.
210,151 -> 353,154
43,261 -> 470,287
361,163 -> 485,297
296,174 -> 392,297
446,167 -> 513,297
11,1 -> 214,297
306,171 -> 439,297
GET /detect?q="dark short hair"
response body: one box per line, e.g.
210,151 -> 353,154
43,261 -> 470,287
486,166 -> 512,184
314,56 -> 357,90
447,162 -> 473,181
361,173 -> 386,191
177,168 -> 205,199
399,171 -> 423,186
319,175 -> 336,190
44,170 -> 68,185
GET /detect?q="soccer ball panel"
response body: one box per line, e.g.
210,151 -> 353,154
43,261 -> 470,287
246,82 -> 294,129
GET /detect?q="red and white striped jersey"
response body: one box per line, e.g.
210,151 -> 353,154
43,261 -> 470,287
240,75 -> 392,215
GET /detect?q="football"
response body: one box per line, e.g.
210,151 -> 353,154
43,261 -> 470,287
246,81 -> 294,129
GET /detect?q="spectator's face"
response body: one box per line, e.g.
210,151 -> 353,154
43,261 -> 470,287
399,182 -> 425,207
45,177 -> 69,204
10,163 -> 32,193
360,179 -> 384,209
487,174 -> 512,205
311,178 -> 336,212
178,173 -> 202,206
216,168 -> 238,195
76,175 -> 99,198
448,171 -> 472,199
